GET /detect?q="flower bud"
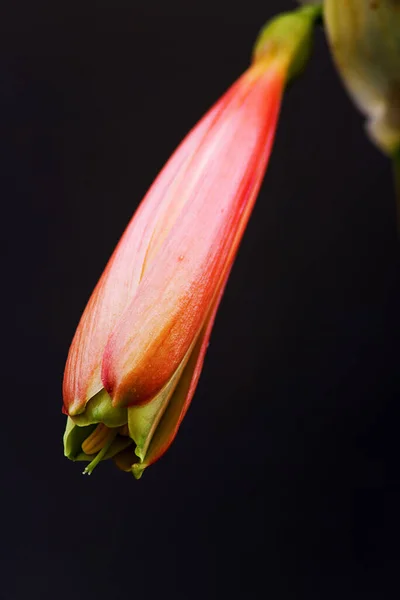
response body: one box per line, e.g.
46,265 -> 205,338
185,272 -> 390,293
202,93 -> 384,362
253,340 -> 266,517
63,6 -> 320,478
324,0 -> 400,155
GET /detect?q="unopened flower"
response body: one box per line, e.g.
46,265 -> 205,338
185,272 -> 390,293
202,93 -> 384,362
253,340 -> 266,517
324,0 -> 400,155
63,7 -> 319,478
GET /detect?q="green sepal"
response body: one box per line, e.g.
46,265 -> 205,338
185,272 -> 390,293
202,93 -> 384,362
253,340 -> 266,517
132,463 -> 146,480
128,388 -> 172,463
63,417 -> 96,460
70,388 -> 127,428
128,346 -> 190,462
127,313 -> 215,479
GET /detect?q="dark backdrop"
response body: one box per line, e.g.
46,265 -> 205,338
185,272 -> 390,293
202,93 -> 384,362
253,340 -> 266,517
2,1 -> 400,599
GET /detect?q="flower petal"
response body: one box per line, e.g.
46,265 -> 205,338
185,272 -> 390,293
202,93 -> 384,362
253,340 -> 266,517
63,88 -> 234,415
102,63 -> 284,408
129,257 -> 233,479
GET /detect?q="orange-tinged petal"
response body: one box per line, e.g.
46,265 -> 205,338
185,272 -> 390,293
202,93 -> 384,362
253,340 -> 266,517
62,85 -> 236,416
125,100 -> 274,474
102,62 -> 285,408
130,254 -> 233,478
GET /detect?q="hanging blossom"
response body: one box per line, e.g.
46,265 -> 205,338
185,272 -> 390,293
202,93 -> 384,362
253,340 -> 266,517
63,6 -> 320,478
324,0 -> 400,155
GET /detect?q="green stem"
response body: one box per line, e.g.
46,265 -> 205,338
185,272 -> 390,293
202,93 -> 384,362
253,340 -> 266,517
393,149 -> 400,236
252,4 -> 323,83
83,429 -> 118,475
296,1 -> 323,23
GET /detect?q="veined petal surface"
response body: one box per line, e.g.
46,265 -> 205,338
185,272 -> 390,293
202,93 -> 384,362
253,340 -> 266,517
63,84 -> 237,415
102,62 -> 285,408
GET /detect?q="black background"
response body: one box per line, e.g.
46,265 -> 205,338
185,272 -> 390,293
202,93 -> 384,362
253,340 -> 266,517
2,1 -> 400,598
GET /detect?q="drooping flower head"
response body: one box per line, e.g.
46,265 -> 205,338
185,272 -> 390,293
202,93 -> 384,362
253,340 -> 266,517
324,0 -> 400,155
63,6 -> 320,478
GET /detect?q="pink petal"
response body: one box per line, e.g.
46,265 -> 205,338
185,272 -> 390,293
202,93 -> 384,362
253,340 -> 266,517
102,63 -> 284,408
63,86 -> 231,415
